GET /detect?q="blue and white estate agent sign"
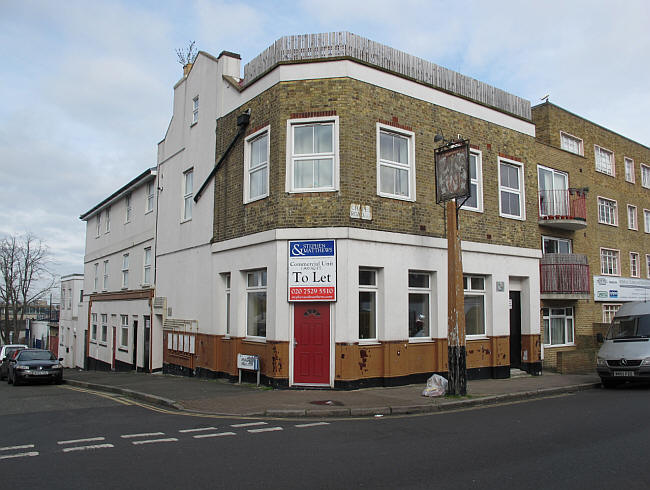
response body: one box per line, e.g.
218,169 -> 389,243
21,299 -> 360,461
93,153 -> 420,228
288,240 -> 336,301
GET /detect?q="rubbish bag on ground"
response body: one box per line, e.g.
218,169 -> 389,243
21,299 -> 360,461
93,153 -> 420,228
421,374 -> 448,397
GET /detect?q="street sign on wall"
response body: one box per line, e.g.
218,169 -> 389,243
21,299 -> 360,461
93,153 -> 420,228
593,276 -> 650,302
288,240 -> 336,301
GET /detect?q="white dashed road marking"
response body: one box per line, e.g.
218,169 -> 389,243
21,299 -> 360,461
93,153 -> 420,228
62,444 -> 114,453
295,422 -> 330,428
131,438 -> 178,446
193,432 -> 236,439
0,451 -> 39,460
58,437 -> 106,445
230,422 -> 267,428
248,427 -> 283,434
0,444 -> 35,451
120,432 -> 165,439
178,427 -> 219,433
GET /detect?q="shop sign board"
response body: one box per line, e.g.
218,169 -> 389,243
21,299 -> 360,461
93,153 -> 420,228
288,240 -> 336,301
593,275 -> 650,302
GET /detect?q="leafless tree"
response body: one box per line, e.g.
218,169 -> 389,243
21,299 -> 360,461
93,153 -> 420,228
176,40 -> 197,66
0,233 -> 56,344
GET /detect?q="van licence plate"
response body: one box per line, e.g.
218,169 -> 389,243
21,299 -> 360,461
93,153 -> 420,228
613,371 -> 635,377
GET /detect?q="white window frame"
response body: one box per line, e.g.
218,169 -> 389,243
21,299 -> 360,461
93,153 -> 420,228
542,307 -> 575,347
358,268 -> 378,343
645,209 -> 650,233
376,123 -> 416,201
93,263 -> 99,291
597,196 -> 618,226
121,253 -> 129,289
125,193 -> 132,223
600,248 -> 620,276
182,168 -> 193,221
498,157 -> 525,220
624,157 -> 635,183
146,181 -> 154,213
120,315 -> 128,349
105,206 -> 111,233
461,149 -> 483,213
243,126 -> 270,203
537,165 -> 569,217
627,204 -> 638,230
222,273 -> 231,336
96,212 -> 101,237
594,145 -> 615,176
192,96 -> 199,125
560,131 -> 583,156
642,163 -> 650,189
602,304 -> 622,323
246,269 -> 267,339
646,254 -> 650,279
464,275 -> 486,338
143,247 -> 152,286
285,116 -> 339,193
408,271 -> 432,341
103,260 -> 109,291
542,236 -> 572,254
630,252 -> 640,278
100,314 -> 108,344
91,313 -> 98,342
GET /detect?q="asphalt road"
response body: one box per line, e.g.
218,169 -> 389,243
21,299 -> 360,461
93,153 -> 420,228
1,380 -> 649,489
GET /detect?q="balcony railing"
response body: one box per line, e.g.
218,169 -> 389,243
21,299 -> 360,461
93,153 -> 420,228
538,188 -> 587,220
540,253 -> 590,296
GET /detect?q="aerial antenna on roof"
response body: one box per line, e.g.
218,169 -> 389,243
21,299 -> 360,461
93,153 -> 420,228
540,94 -> 550,103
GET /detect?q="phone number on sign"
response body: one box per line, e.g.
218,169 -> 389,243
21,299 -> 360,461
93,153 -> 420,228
290,287 -> 335,300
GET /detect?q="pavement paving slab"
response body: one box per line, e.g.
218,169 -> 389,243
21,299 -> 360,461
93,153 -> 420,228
63,368 -> 602,417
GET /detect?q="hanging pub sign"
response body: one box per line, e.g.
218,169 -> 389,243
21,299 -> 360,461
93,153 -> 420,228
288,240 -> 337,301
435,139 -> 471,203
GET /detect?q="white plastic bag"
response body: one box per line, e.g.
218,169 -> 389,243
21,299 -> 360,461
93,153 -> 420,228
421,374 -> 448,397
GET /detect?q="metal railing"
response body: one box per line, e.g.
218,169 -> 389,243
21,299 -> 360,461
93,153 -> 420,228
540,254 -> 590,294
538,188 -> 587,221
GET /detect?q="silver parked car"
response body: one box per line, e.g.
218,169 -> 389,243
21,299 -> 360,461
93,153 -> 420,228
597,301 -> 650,388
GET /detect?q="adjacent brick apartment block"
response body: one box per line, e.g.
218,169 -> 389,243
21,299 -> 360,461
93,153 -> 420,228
532,102 -> 650,373
157,33 -> 543,387
79,169 -> 159,372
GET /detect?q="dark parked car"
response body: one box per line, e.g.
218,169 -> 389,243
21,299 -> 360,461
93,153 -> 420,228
0,345 -> 27,380
7,349 -> 63,386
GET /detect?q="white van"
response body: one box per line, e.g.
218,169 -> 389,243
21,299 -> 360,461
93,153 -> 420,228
596,301 -> 650,388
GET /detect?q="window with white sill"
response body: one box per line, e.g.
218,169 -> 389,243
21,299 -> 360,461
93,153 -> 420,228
286,117 -> 338,192
464,275 -> 486,337
359,268 -> 378,342
377,124 -> 415,201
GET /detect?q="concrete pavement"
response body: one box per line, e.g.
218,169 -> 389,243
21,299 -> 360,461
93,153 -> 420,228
63,368 -> 602,417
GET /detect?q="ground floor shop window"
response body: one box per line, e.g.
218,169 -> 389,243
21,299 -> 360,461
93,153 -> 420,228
246,269 -> 266,338
464,275 -> 485,337
101,314 -> 108,344
408,271 -> 431,339
602,304 -> 621,323
120,315 -> 128,349
359,269 -> 377,341
543,307 -> 574,346
91,313 -> 98,341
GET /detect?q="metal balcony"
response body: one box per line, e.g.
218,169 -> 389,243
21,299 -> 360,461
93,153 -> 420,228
540,253 -> 590,300
538,188 -> 587,230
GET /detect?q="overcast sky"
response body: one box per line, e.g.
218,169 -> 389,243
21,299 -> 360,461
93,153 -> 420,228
1,0 -> 648,287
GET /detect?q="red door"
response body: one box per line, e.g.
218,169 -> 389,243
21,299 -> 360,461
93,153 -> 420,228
294,303 -> 330,385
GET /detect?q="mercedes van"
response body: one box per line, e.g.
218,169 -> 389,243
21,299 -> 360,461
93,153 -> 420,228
596,301 -> 650,388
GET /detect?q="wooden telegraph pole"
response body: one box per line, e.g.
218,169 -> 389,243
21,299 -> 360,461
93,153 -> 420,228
446,200 -> 466,395
434,136 -> 470,396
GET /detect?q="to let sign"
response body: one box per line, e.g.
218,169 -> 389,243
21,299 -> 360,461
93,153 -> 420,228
288,240 -> 336,301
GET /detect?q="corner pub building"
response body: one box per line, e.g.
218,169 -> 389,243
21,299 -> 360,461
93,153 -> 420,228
155,32 -> 543,388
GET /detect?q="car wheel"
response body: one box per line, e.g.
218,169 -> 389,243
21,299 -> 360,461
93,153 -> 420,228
12,375 -> 21,386
602,378 -> 620,389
